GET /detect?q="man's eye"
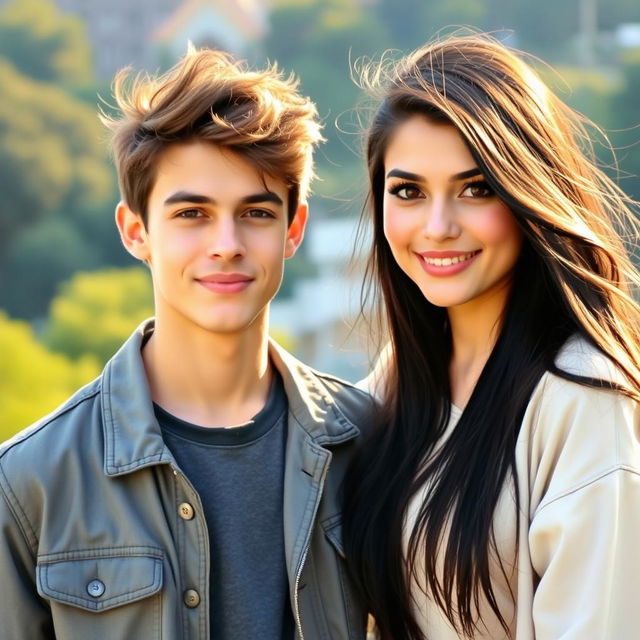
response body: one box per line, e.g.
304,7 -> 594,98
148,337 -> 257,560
460,181 -> 494,199
176,209 -> 203,219
388,183 -> 423,200
245,209 -> 275,219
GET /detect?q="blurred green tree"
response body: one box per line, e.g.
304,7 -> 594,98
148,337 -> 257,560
44,267 -> 154,363
0,311 -> 99,442
487,0 -> 580,57
2,216 -> 127,319
609,49 -> 640,201
266,0 -> 390,198
0,58 -> 113,284
597,0 -> 640,31
0,0 -> 93,85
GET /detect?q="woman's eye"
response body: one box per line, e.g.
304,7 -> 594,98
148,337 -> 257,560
389,184 -> 423,200
460,181 -> 494,199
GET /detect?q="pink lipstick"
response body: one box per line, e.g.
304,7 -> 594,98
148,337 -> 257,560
416,250 -> 481,277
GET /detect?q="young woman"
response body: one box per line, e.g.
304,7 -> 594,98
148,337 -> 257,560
343,34 -> 640,639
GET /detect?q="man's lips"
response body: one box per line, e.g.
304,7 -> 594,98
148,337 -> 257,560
197,273 -> 253,283
196,273 -> 254,293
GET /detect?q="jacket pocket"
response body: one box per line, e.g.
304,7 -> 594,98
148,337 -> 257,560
36,546 -> 163,612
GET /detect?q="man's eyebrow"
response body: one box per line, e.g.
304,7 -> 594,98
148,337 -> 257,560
385,167 -> 483,182
241,192 -> 284,206
163,191 -> 284,206
164,191 -> 215,206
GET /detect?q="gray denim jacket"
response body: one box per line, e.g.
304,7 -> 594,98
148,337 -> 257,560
0,321 -> 372,639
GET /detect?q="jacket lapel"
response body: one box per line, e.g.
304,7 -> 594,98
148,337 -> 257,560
268,340 -> 361,587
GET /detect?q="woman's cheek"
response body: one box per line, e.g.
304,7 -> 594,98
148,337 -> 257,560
383,204 -> 415,250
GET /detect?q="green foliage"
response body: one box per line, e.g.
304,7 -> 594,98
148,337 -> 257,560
265,0 -> 390,192
609,50 -> 640,200
486,0 -> 581,53
44,267 -> 154,363
0,58 -> 113,267
2,216 -> 114,319
376,0 -> 490,52
0,311 -> 99,443
0,0 -> 93,85
597,0 -> 640,31
539,64 -> 620,128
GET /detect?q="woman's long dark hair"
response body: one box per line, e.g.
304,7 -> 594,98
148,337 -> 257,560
343,34 -> 640,639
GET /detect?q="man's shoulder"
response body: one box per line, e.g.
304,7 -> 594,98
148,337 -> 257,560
0,375 -> 102,476
268,339 -> 374,438
308,367 -> 375,425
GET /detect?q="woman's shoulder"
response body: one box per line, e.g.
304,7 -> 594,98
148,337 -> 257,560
521,335 -> 639,482
530,334 -> 638,426
553,334 -> 627,386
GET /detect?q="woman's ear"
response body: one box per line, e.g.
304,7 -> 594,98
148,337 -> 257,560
115,201 -> 151,263
285,202 -> 308,259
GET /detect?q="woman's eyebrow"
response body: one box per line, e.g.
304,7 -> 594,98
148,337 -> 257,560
386,168 -> 424,182
451,168 -> 482,181
385,167 -> 482,182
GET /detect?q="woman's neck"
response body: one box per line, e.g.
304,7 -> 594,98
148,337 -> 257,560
447,285 -> 509,409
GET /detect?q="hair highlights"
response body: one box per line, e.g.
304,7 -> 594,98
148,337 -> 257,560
344,33 -> 640,640
102,48 -> 323,224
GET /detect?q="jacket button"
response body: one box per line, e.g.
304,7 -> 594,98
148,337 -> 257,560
183,589 -> 200,608
87,579 -> 105,598
178,502 -> 195,520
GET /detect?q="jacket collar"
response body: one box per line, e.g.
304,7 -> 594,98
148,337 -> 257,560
101,320 -> 360,476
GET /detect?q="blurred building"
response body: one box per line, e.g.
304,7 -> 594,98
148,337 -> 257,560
271,215 -> 375,382
616,23 -> 640,48
52,0 -> 270,79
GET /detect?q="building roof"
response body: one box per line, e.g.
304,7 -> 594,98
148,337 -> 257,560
153,0 -> 266,43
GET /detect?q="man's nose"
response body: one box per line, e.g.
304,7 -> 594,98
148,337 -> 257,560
207,217 -> 245,260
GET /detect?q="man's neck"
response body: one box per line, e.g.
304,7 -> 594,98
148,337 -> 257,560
142,314 -> 272,428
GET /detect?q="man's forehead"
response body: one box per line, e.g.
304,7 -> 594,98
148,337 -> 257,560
149,141 -> 289,204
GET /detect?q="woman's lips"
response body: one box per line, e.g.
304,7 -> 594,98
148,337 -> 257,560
415,250 -> 481,276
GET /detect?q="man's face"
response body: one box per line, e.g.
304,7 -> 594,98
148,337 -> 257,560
118,141 -> 306,336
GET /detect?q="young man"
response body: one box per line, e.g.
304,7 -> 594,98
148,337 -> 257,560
0,50 -> 371,639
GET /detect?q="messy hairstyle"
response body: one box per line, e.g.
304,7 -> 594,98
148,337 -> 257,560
102,47 -> 323,224
343,33 -> 640,639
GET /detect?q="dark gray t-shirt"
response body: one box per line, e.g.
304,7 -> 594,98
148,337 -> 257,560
155,372 -> 295,639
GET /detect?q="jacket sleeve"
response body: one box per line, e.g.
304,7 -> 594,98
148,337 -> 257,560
527,377 -> 640,640
0,466 -> 53,638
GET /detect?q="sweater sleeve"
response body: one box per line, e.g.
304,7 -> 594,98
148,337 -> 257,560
527,375 -> 640,640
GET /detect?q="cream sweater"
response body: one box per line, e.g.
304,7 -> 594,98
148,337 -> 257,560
367,336 -> 640,639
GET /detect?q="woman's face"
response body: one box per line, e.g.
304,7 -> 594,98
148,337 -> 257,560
382,115 -> 522,313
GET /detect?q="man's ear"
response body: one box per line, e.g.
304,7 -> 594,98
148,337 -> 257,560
284,203 -> 308,259
115,201 -> 151,263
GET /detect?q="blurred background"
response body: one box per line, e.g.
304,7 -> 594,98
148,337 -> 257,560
1,0 -> 639,441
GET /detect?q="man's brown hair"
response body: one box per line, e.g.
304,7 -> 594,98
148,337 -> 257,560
102,48 -> 323,224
